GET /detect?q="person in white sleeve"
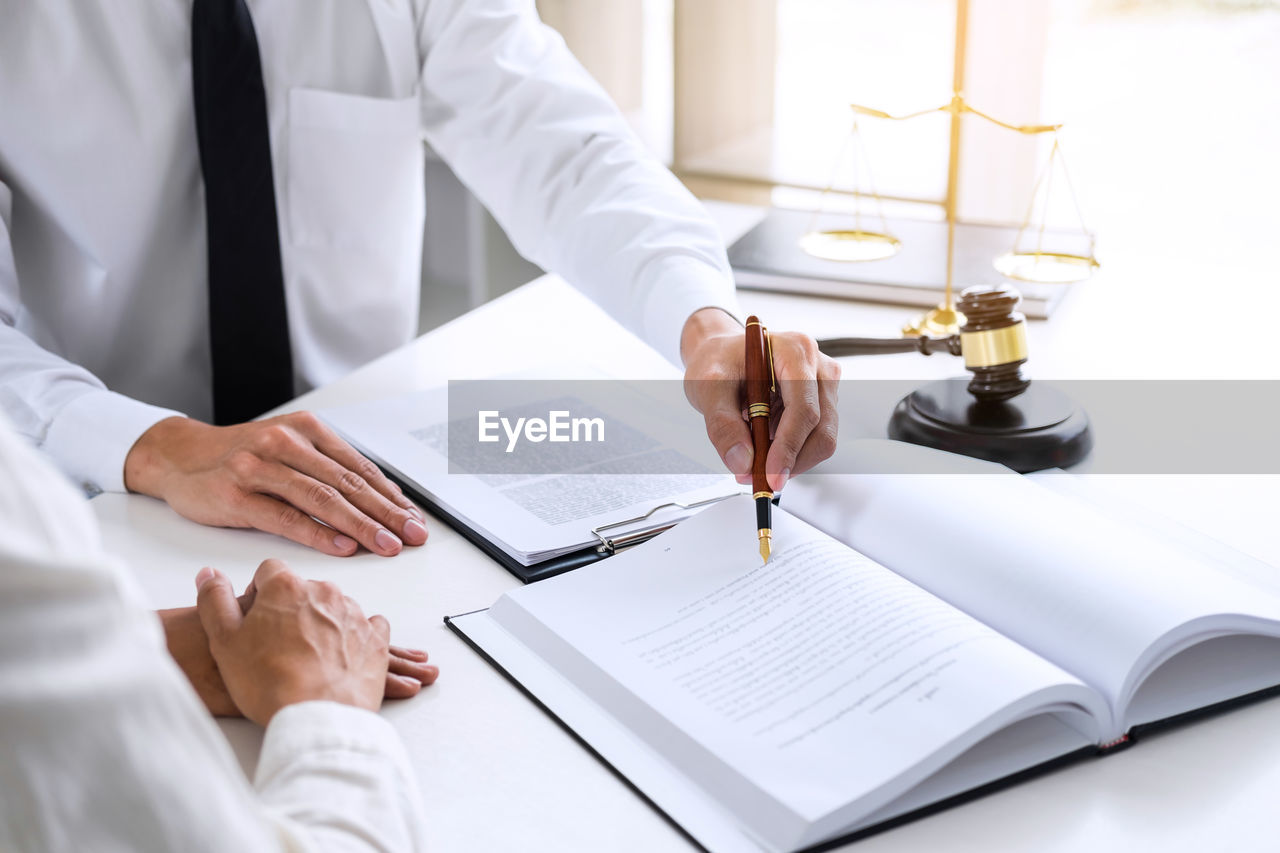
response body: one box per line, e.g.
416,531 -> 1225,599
0,417 -> 432,851
0,0 -> 842,563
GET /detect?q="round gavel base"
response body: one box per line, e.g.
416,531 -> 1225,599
888,378 -> 1092,473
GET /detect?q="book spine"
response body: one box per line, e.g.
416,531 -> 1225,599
1095,734 -> 1134,755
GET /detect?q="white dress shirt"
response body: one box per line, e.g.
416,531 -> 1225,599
0,416 -> 430,852
0,0 -> 737,494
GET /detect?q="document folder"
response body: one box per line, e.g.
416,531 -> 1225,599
321,388 -> 744,584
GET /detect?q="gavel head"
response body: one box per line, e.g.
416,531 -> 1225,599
957,285 -> 1030,402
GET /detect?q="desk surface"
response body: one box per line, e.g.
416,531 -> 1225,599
93,202 -> 1280,852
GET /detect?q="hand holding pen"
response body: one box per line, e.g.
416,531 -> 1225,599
679,309 -> 842,554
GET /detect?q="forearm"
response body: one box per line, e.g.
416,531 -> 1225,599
0,180 -> 181,492
0,326 -> 183,493
255,702 -> 429,852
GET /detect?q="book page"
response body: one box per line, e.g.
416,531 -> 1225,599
1028,470 -> 1280,596
489,497 -> 1106,852
784,454 -> 1280,731
1123,633 -> 1280,729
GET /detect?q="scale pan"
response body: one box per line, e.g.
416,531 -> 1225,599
994,251 -> 1099,284
800,230 -> 901,262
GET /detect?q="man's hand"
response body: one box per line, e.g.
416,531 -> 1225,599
161,601 -> 438,718
125,413 -> 428,557
681,307 -> 841,490
193,559 -> 408,726
161,595 -> 256,717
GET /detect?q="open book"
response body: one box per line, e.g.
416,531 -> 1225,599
448,446 -> 1280,853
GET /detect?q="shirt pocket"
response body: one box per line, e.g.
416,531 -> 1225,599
286,87 -> 422,250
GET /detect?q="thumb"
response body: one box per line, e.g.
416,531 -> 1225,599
195,567 -> 243,644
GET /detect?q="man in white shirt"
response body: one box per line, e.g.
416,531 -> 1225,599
0,417 -> 431,851
0,0 -> 841,559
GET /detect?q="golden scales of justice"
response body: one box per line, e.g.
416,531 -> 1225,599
800,29 -> 1101,471
799,89 -> 1100,338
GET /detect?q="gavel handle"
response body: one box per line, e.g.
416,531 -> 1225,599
817,335 -> 963,358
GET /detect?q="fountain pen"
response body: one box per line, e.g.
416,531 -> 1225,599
745,315 -> 773,564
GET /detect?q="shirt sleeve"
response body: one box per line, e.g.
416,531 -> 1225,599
0,178 -> 183,494
0,417 -> 430,853
412,0 -> 742,366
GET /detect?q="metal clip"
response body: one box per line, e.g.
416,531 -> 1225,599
590,492 -> 740,554
765,328 -> 776,393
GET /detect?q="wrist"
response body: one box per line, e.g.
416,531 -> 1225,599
680,307 -> 742,366
123,416 -> 194,497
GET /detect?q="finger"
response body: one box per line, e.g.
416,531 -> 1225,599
369,613 -> 392,645
251,559 -> 304,602
251,558 -> 295,589
390,645 -> 429,662
790,357 -> 842,476
273,441 -> 427,547
388,654 -> 440,685
252,461 -> 401,555
237,493 -> 362,557
766,338 -> 821,491
253,462 -> 405,557
288,412 -> 423,520
236,579 -> 257,615
194,567 -> 243,644
688,374 -> 752,479
384,672 -> 425,699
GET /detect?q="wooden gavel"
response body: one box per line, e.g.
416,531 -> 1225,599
817,284 -> 1030,402
816,283 -> 1089,471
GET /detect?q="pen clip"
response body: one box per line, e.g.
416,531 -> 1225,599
765,328 -> 776,394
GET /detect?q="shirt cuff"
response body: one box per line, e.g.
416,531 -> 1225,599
638,254 -> 743,367
40,389 -> 184,495
256,701 -> 412,784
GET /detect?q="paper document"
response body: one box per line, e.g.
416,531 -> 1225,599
322,386 -> 737,566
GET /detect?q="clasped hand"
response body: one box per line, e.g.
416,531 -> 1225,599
166,559 -> 438,723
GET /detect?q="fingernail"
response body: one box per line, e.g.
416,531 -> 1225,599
334,534 -> 358,553
403,517 -> 427,542
375,528 -> 402,553
776,468 -> 791,491
724,442 -> 753,476
194,566 -> 215,589
408,506 -> 426,522
392,673 -> 423,691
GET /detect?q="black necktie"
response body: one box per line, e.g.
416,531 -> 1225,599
192,0 -> 294,425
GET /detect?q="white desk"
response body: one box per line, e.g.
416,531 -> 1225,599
93,202 -> 1280,852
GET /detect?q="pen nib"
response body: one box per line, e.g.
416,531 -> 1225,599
759,536 -> 772,565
